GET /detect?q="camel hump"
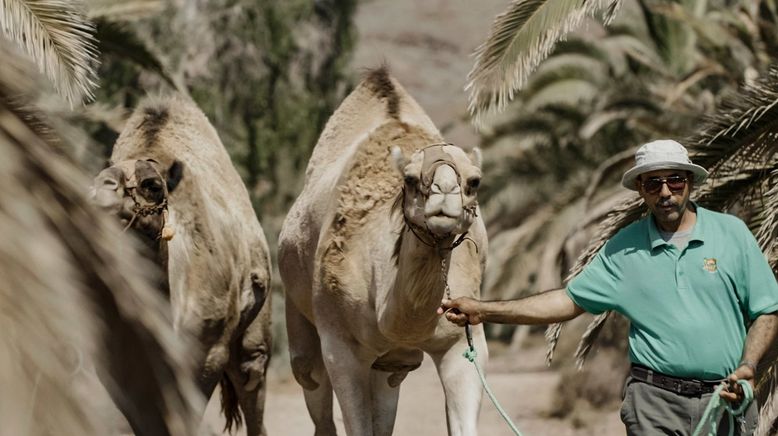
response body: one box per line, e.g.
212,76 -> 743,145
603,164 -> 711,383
303,66 -> 440,184
137,100 -> 171,149
363,66 -> 400,120
114,95 -> 223,163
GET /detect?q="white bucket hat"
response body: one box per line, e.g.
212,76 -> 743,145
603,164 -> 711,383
621,139 -> 708,191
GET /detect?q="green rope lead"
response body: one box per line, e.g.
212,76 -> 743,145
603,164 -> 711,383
691,379 -> 753,436
462,324 -> 524,436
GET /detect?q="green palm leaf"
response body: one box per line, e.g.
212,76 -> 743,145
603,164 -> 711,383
86,0 -> 164,21
466,0 -> 612,124
0,0 -> 98,105
94,18 -> 178,89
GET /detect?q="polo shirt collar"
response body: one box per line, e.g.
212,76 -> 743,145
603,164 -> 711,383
647,202 -> 706,250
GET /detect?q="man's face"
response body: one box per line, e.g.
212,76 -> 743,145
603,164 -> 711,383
636,169 -> 693,227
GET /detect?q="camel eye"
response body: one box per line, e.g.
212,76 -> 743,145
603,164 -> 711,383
404,175 -> 418,186
141,178 -> 163,194
467,177 -> 481,191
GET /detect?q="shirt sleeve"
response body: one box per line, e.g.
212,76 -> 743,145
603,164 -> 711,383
737,222 -> 778,320
566,243 -> 620,315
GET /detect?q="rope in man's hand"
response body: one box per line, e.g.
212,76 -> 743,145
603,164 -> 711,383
691,379 -> 753,436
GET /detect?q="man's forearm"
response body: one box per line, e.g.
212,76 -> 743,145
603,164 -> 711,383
480,288 -> 585,325
741,312 -> 778,369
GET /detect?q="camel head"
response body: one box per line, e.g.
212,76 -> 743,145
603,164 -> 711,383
92,158 -> 183,241
392,143 -> 482,241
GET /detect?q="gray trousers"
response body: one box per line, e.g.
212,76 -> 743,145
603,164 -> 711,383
620,377 -> 759,436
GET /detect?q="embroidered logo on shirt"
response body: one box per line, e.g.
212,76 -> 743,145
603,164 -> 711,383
703,258 -> 717,273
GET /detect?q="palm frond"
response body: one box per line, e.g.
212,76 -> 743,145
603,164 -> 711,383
86,0 -> 164,21
525,79 -> 600,110
756,387 -> 778,436
0,0 -> 99,105
573,311 -> 610,368
94,18 -> 178,89
690,66 -> 778,171
756,358 -> 778,436
753,169 -> 778,263
602,0 -> 623,25
545,195 -> 645,363
466,0 -> 612,125
600,32 -> 668,75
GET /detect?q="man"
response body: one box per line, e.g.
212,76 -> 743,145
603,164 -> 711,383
439,139 -> 778,435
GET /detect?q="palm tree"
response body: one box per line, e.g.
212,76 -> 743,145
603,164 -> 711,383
472,0 -> 778,430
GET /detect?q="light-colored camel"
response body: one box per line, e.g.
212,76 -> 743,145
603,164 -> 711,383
92,96 -> 272,435
0,41 -> 201,436
279,67 -> 488,436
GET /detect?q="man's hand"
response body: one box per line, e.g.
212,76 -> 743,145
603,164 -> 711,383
437,297 -> 483,326
719,363 -> 755,404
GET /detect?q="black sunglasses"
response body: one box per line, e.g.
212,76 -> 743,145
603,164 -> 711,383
641,175 -> 687,194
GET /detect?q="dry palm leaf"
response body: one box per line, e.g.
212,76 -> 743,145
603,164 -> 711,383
0,37 -> 201,436
0,0 -> 98,105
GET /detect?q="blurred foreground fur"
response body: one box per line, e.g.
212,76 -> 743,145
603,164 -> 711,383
0,40 -> 202,436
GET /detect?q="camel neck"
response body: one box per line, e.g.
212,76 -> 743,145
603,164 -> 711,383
378,227 -> 453,343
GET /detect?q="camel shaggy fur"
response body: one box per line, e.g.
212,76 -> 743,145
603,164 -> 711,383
279,67 -> 488,436
92,96 -> 272,435
0,41 -> 201,436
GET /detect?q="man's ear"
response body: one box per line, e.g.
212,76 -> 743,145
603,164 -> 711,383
166,160 -> 184,193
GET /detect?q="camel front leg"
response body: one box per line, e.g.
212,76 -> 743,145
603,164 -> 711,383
286,300 -> 337,436
430,325 -> 487,436
320,331 -> 374,436
370,370 -> 402,436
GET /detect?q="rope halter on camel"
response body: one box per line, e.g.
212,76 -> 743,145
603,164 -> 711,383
401,143 -> 478,254
117,159 -> 175,241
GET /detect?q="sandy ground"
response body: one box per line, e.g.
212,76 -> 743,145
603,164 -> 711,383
198,343 -> 623,436
85,341 -> 623,435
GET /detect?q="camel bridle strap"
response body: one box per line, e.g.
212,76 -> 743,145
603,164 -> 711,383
118,159 -> 174,241
400,143 -> 479,254
122,187 -> 172,241
419,143 -> 461,197
400,192 -> 479,262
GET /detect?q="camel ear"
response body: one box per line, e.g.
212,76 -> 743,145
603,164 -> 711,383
391,146 -> 406,173
469,147 -> 482,169
166,160 -> 184,193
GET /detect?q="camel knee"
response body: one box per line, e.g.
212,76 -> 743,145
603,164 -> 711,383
238,342 -> 270,392
291,356 -> 321,391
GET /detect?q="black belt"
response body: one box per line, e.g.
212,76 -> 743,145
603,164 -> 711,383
630,365 -> 724,397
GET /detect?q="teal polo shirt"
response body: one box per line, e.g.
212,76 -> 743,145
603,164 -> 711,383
566,205 -> 778,379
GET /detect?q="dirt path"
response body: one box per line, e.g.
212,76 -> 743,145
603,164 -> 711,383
200,344 -> 623,435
